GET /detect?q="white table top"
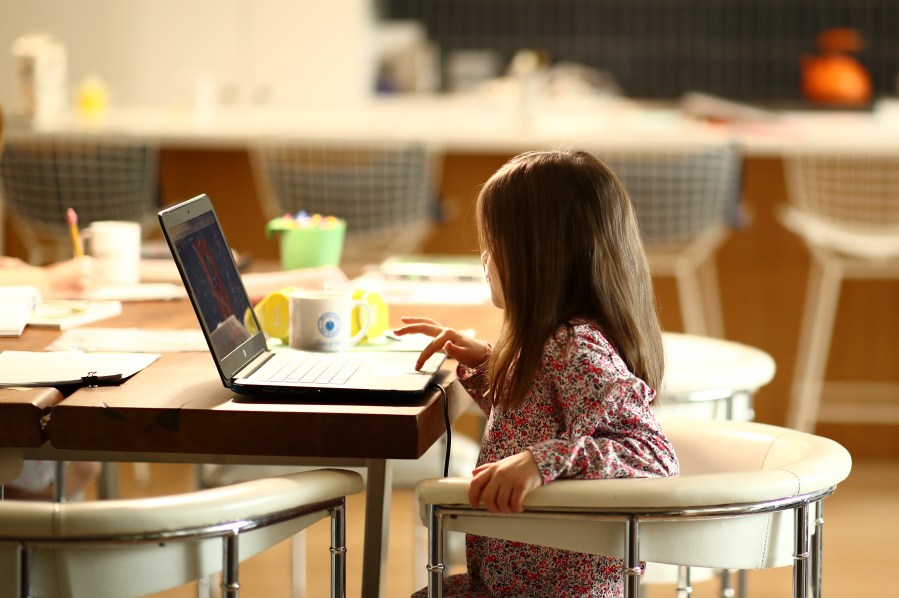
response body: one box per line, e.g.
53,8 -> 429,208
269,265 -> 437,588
8,95 -> 899,156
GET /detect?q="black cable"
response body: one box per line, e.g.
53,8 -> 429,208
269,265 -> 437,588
431,382 -> 451,477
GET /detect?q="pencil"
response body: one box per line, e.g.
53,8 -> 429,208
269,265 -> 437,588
66,207 -> 84,258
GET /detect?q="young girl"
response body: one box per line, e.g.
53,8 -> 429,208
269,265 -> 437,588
396,149 -> 679,598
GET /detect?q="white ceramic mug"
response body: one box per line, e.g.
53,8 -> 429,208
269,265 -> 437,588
82,220 -> 141,285
289,290 -> 373,352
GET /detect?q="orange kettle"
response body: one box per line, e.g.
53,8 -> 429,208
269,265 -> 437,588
801,28 -> 872,106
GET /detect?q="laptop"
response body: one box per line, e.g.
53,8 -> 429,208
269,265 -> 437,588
158,194 -> 446,397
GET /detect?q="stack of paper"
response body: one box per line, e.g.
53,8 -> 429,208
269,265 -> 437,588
28,300 -> 123,331
0,285 -> 42,337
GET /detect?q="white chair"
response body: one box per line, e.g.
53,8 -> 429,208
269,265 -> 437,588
651,332 -> 777,595
0,468 -> 363,598
250,139 -> 440,265
0,133 -> 159,265
780,149 -> 899,432
598,143 -> 742,337
416,417 -> 852,598
199,433 -> 480,598
659,331 -> 776,422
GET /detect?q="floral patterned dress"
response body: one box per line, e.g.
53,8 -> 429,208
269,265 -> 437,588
412,318 -> 679,598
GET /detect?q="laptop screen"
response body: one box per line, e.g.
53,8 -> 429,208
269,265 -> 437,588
160,195 -> 268,383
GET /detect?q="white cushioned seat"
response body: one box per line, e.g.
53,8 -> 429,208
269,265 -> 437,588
0,468 -> 363,598
416,418 -> 851,598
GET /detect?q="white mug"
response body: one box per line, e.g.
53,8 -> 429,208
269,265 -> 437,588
82,220 -> 141,285
289,290 -> 373,352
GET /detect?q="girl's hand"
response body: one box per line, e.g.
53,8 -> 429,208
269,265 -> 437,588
468,451 -> 542,513
394,316 -> 491,371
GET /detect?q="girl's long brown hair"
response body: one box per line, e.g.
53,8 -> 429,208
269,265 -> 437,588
477,150 -> 664,410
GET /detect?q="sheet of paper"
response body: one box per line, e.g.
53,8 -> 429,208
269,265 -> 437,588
351,272 -> 491,305
47,328 -> 208,353
85,283 -> 186,302
0,350 -> 159,387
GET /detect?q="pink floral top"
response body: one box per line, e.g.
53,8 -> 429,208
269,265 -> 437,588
413,318 -> 678,598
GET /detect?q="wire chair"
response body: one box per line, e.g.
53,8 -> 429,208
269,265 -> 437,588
251,139 -> 438,265
597,143 -> 742,337
0,134 -> 159,265
780,149 -> 899,432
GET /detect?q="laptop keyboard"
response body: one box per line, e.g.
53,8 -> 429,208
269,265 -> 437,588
260,352 -> 362,385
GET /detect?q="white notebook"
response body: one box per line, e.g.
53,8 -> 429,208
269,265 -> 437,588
0,285 -> 41,337
28,300 -> 123,330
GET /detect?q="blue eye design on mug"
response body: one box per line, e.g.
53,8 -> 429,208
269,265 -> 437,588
318,312 -> 341,338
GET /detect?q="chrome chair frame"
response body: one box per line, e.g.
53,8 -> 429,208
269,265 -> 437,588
0,468 -> 362,598
425,490 -> 831,598
8,498 -> 348,598
417,418 -> 850,598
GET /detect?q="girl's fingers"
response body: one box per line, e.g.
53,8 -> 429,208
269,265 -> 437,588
415,337 -> 453,370
393,323 -> 443,338
400,316 -> 441,325
468,467 -> 493,508
494,484 -> 513,513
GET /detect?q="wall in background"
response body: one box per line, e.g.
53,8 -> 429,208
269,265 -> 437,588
385,0 -> 899,103
0,0 -> 376,114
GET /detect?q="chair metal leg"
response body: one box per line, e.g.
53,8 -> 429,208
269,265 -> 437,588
788,251 -> 842,432
197,574 -> 212,598
623,516 -> 641,598
291,530 -> 308,598
17,543 -> 31,598
54,461 -> 66,503
793,504 -> 810,598
330,503 -> 347,598
221,530 -> 240,598
811,500 -> 824,598
98,462 -> 119,499
719,569 -> 735,598
675,565 -> 692,597
427,505 -> 445,598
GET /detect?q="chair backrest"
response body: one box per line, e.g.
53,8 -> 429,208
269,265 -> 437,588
251,139 -> 437,262
596,143 -> 742,245
0,134 -> 159,264
0,467 -> 362,598
418,418 -> 851,570
783,150 -> 899,237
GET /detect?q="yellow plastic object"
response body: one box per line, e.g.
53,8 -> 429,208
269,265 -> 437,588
352,289 -> 388,341
254,287 -> 299,343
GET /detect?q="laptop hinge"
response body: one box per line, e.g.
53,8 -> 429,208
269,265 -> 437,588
234,352 -> 272,381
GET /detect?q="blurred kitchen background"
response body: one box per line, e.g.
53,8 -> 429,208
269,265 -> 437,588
2,0 -> 898,111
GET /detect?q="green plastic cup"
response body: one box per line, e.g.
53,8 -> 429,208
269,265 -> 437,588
265,217 -> 346,270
